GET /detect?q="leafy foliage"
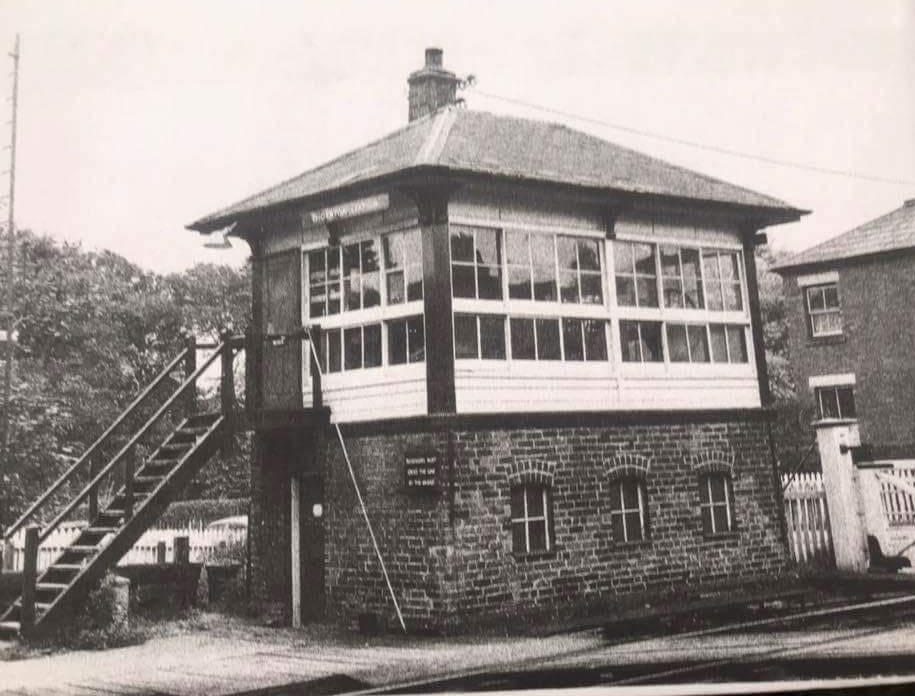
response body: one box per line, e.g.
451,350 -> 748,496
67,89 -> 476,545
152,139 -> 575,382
1,231 -> 251,528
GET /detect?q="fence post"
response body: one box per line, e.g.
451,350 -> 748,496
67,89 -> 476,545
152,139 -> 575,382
184,334 -> 197,416
20,525 -> 38,635
156,541 -> 167,565
175,535 -> 191,607
88,452 -> 99,523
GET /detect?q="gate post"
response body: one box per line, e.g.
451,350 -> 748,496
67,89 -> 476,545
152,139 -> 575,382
815,420 -> 868,572
856,462 -> 892,555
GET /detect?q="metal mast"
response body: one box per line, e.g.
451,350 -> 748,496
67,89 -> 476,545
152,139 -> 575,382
1,34 -> 20,534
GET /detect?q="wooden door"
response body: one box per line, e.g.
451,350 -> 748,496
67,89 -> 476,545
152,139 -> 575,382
261,250 -> 304,409
298,472 -> 325,620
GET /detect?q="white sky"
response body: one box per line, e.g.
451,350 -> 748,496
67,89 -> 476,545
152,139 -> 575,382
0,0 -> 913,273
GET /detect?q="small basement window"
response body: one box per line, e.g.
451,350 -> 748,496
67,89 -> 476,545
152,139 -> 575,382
511,482 -> 553,554
806,283 -> 842,337
815,384 -> 856,420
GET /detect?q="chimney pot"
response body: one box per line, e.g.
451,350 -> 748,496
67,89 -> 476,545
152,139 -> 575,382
425,48 -> 443,69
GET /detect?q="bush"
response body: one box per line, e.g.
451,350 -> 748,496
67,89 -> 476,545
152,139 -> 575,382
153,498 -> 248,528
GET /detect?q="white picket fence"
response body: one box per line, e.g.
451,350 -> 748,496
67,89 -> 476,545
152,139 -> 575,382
879,464 -> 915,527
3,521 -> 245,573
782,472 -> 835,566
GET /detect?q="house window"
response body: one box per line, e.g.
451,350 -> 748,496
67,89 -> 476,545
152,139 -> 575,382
318,327 -> 343,373
454,314 -> 506,360
511,482 -> 553,554
341,240 -> 382,311
561,318 -> 608,361
614,241 -> 658,307
505,231 -> 557,301
699,472 -> 735,535
557,236 -> 603,304
666,323 -> 710,363
619,320 -> 664,363
308,247 -> 342,317
386,315 -> 425,365
341,323 -> 382,371
661,246 -> 704,309
815,385 -> 856,420
702,250 -> 743,311
806,283 -> 842,337
709,324 -> 749,363
383,229 -> 423,304
451,226 -> 503,300
609,478 -> 648,543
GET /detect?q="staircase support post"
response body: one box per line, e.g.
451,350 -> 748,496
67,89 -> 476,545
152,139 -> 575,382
20,525 -> 38,636
124,458 -> 134,520
88,452 -> 99,523
220,331 -> 235,458
184,334 -> 197,416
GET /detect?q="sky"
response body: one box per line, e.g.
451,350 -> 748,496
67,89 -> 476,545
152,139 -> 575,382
0,0 -> 913,273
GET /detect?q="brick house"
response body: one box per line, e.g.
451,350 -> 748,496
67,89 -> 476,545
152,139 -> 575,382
188,49 -> 805,632
774,198 -> 915,447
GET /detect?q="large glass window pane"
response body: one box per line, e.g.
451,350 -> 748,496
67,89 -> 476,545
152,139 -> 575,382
709,325 -> 729,363
327,276 -> 341,315
556,237 -> 578,271
407,315 -> 425,363
510,318 -> 536,360
660,246 -> 680,278
641,322 -> 664,362
450,230 -> 474,262
387,319 -> 407,365
533,264 -> 557,301
580,273 -> 603,304
344,275 -> 361,311
387,271 -> 404,305
620,321 -> 642,362
309,250 -> 326,283
508,266 -> 532,299
633,244 -> 656,275
454,314 -> 478,359
578,239 -> 601,272
364,324 -> 382,367
477,266 -> 503,300
309,286 -> 326,318
362,272 -> 381,308
527,486 -> 545,516
536,318 -> 561,360
667,324 -> 690,362
528,520 -> 547,552
476,229 -> 501,266
327,329 -> 341,373
452,265 -> 476,298
584,320 -> 608,361
637,277 -> 658,308
559,270 -> 579,303
824,285 -> 839,309
505,231 -> 529,265
681,248 -> 703,309
807,287 -> 825,311
383,234 -> 402,270
819,388 -> 840,419
343,243 -> 360,277
726,326 -> 748,362
663,278 -> 684,308
562,318 -> 585,361
614,241 -> 634,274
688,325 -> 710,362
406,265 -> 423,302
712,505 -> 730,534
616,276 -> 636,306
344,327 -> 362,370
479,316 -> 506,359
723,282 -> 742,311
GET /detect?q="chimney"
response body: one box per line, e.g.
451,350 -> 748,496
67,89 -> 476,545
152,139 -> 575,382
407,48 -> 460,122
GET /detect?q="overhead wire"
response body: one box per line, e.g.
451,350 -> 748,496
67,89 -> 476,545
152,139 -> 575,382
466,86 -> 915,188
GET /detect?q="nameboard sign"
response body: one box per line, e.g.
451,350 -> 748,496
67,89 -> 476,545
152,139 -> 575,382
404,451 -> 440,493
308,194 -> 390,224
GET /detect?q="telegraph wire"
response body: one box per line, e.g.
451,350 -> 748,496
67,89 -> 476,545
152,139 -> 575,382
465,86 -> 915,187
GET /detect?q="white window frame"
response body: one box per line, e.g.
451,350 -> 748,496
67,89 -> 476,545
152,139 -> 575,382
511,483 -> 552,554
700,473 -> 734,535
609,478 -> 648,543
806,282 -> 843,337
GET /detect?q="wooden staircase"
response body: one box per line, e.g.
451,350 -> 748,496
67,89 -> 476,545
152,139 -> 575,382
0,334 -> 245,640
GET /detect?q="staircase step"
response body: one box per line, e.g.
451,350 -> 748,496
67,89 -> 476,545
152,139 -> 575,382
179,426 -> 211,436
48,564 -> 83,572
36,583 -> 69,592
160,443 -> 191,452
135,475 -> 163,484
84,527 -> 118,535
98,508 -> 125,518
65,545 -> 100,555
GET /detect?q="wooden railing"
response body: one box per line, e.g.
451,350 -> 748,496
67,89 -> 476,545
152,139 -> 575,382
2,334 -> 246,548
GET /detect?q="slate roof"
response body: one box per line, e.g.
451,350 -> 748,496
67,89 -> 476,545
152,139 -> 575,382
774,199 -> 915,272
188,107 -> 804,232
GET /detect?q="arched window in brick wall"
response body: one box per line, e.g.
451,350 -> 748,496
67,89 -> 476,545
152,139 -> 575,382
688,449 -> 737,536
507,461 -> 555,555
606,454 -> 651,544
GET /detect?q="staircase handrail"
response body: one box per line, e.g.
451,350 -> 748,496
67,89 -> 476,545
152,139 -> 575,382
2,347 -> 192,543
37,337 -> 242,545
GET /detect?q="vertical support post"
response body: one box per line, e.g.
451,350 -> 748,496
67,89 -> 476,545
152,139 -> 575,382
220,331 -> 235,416
174,535 -> 190,607
156,540 -> 167,565
20,524 -> 37,635
816,421 -> 868,571
124,457 -> 134,520
858,463 -> 893,555
290,476 -> 301,628
88,452 -> 99,523
309,324 -> 322,410
184,334 -> 197,417
175,535 -> 190,565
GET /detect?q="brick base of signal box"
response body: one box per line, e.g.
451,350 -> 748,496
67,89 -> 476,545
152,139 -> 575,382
247,411 -> 791,633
